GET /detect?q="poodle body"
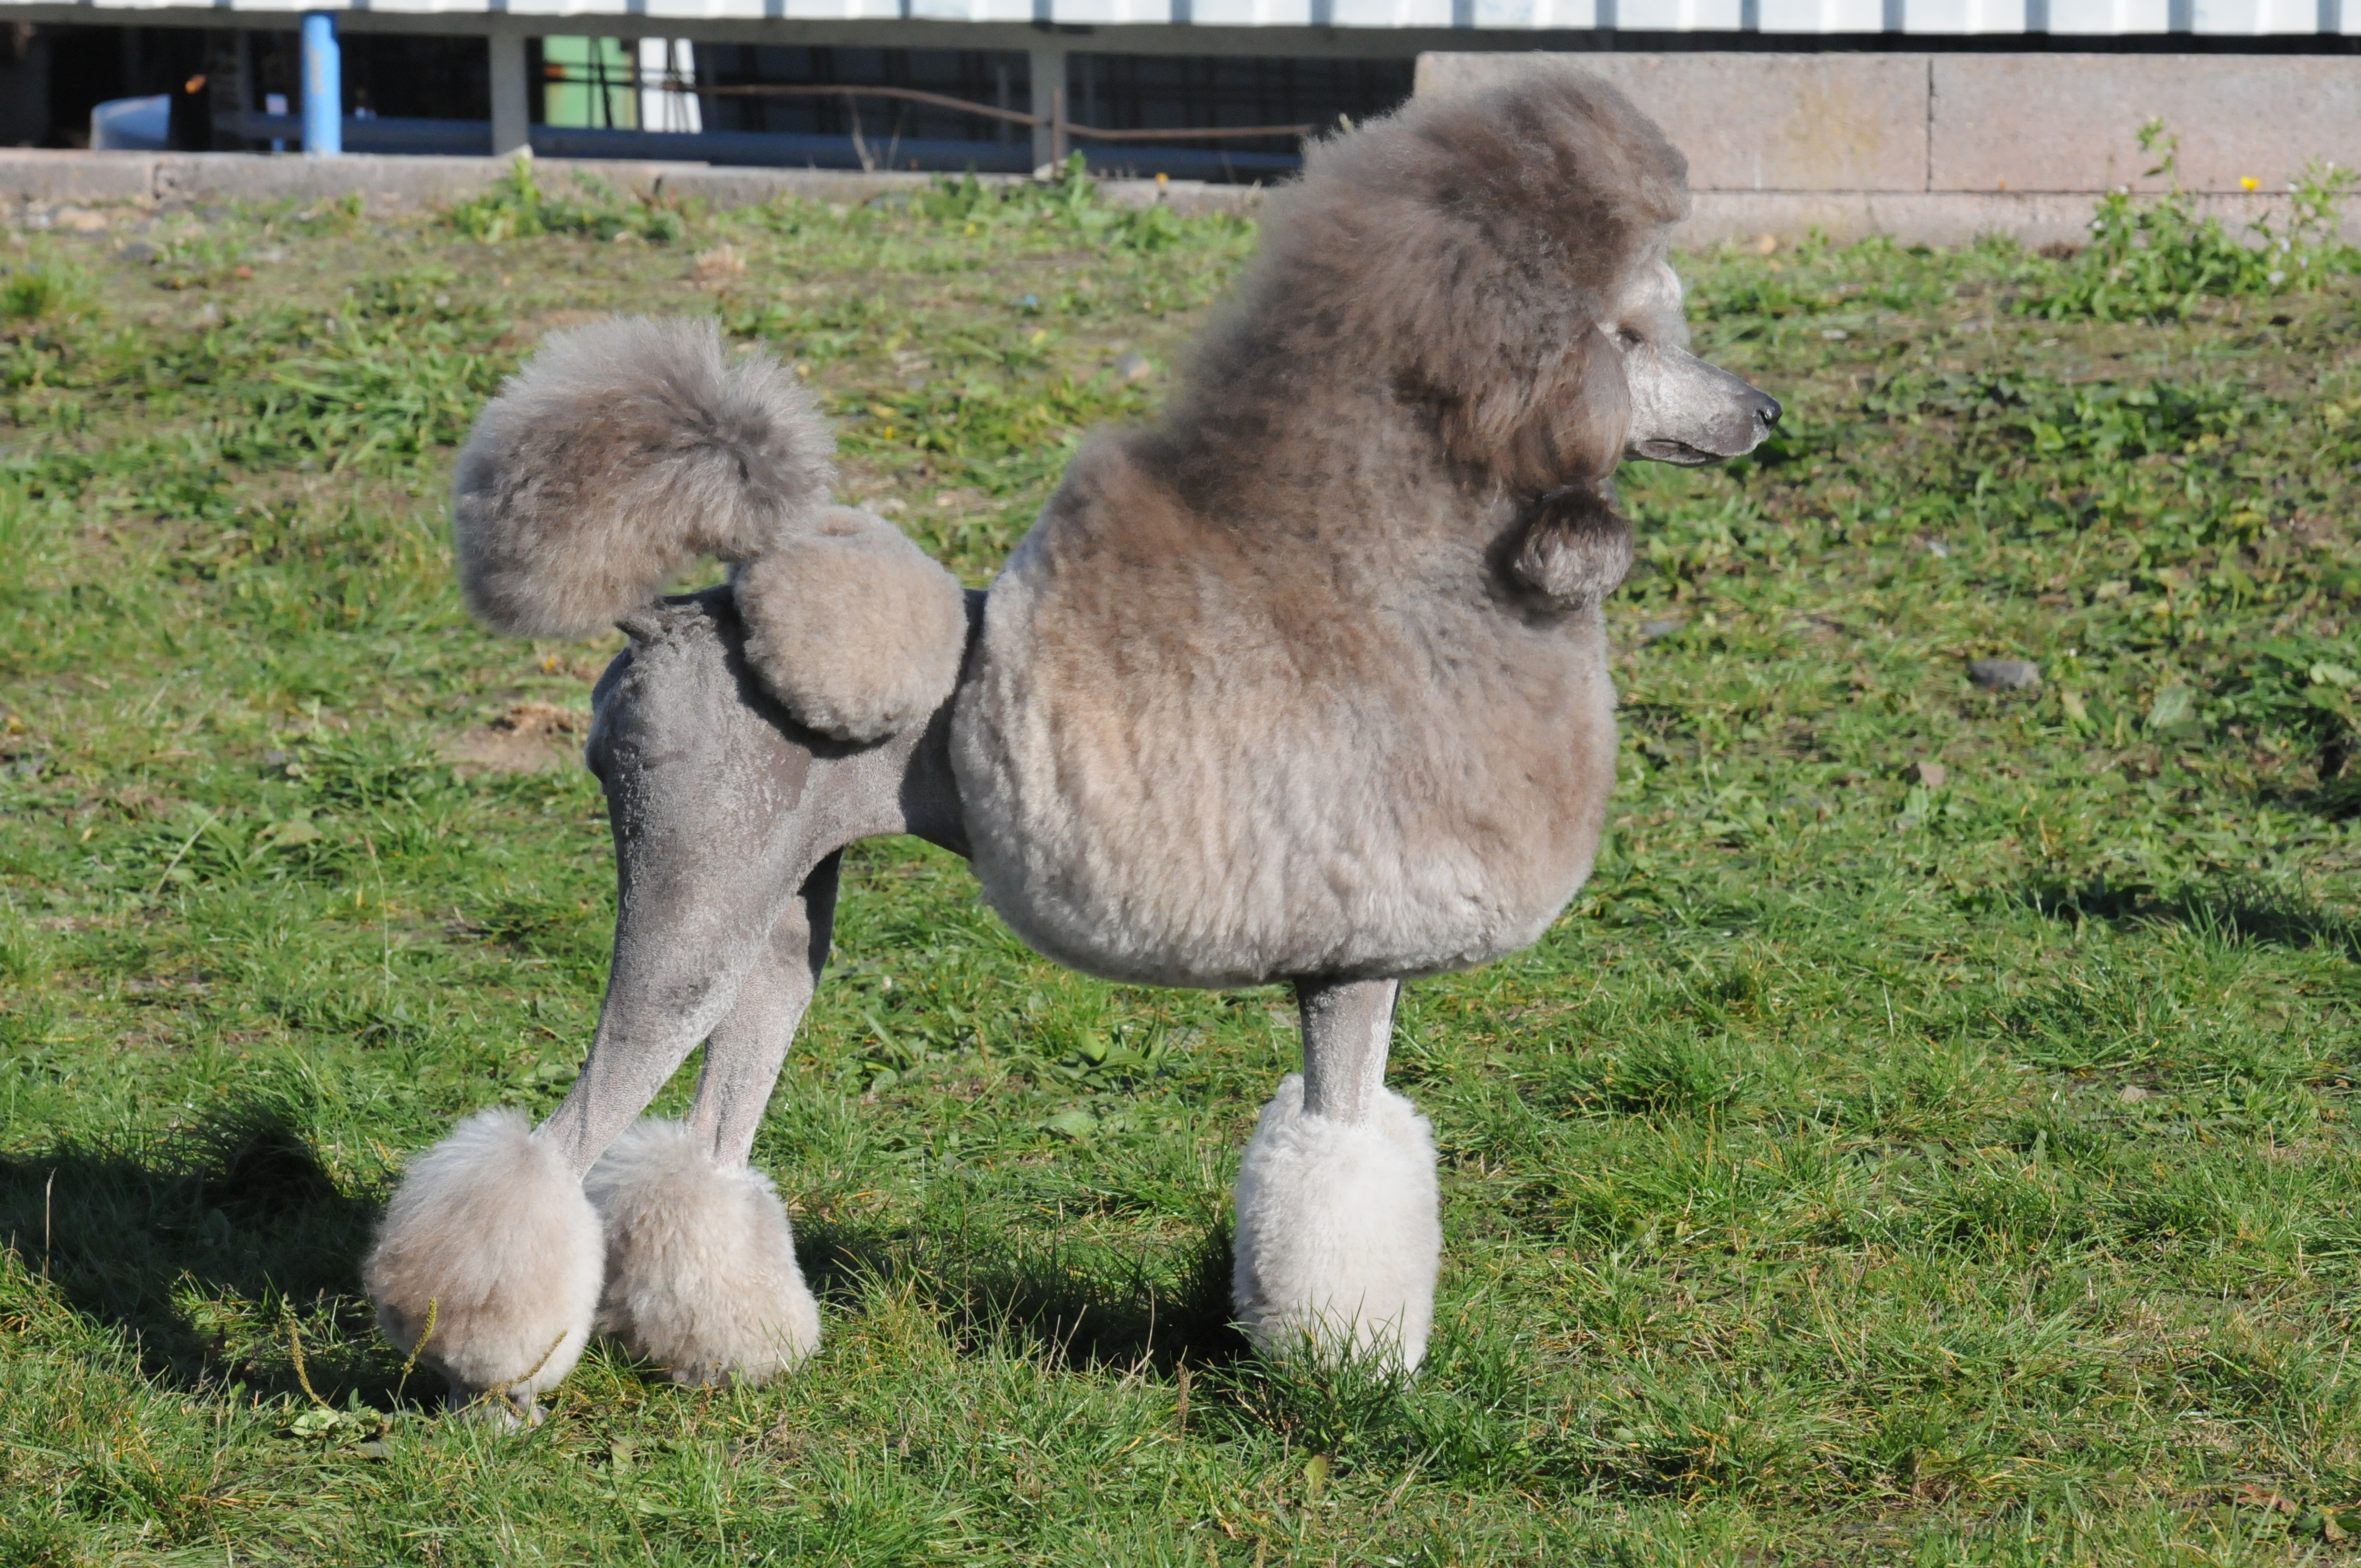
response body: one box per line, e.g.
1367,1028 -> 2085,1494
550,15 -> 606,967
366,66 -> 1781,1409
958,74 -> 1738,986
956,454 -> 1618,987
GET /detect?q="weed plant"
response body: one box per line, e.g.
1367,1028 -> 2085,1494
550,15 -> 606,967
2023,121 -> 2361,322
445,157 -> 690,247
0,172 -> 2357,1565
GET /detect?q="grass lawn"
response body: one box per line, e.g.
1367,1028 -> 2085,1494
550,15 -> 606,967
2,164 -> 2358,1566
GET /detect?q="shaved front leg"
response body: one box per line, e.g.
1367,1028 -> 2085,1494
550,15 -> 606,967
1297,976 -> 1399,1123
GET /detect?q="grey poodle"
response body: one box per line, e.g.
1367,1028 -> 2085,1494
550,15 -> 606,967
362,65 -> 1780,1423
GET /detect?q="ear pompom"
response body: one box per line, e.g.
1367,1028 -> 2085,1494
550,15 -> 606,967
1506,482 -> 1633,612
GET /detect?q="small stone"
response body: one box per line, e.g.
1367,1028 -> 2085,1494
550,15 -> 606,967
1638,617 -> 1687,643
1821,327 -> 1848,340
2117,1084 -> 2150,1104
1912,761 -> 1947,788
1111,351 -> 1152,382
1968,658 -> 2041,691
119,240 -> 159,263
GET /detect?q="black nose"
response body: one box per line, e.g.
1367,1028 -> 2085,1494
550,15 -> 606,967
1755,393 -> 1783,430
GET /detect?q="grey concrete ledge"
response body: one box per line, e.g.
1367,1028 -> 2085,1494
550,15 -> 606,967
1682,189 -> 2357,249
1421,52 -> 2361,198
0,150 -> 1269,223
4,148 -> 2347,248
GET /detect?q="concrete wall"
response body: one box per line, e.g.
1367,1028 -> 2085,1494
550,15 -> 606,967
1416,52 -> 2361,246
0,149 -> 1265,222
12,47 -> 2361,250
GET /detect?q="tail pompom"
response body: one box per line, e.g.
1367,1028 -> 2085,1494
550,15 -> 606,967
453,316 -> 834,639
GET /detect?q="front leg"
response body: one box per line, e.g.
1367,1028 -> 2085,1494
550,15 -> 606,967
1231,976 -> 1443,1373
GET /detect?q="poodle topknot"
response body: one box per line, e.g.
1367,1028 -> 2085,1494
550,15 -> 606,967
1156,64 -> 1689,513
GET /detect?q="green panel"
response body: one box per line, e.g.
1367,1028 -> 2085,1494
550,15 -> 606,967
541,36 -> 637,130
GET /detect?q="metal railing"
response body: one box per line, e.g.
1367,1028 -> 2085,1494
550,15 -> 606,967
699,83 -> 1316,161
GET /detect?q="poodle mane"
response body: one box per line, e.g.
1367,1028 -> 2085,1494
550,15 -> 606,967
1149,64 -> 1689,513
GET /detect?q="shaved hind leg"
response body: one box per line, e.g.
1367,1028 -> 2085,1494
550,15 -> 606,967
536,837 -> 805,1179
365,591 -> 975,1415
688,852 -> 841,1168
366,772 -> 806,1418
578,855 -> 840,1384
1231,976 -> 1443,1372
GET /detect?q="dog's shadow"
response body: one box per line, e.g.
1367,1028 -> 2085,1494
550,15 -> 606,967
3,1104 -> 1248,1405
2026,872 -> 2361,962
796,1210 -> 1251,1376
0,1104 -> 390,1400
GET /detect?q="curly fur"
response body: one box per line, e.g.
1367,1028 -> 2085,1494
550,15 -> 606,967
1232,1075 -> 1442,1372
583,1119 -> 820,1386
362,1109 -> 603,1423
451,316 -> 834,639
953,66 -> 1672,986
733,507 -> 969,744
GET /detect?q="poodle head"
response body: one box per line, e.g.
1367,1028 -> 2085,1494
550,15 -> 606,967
1251,63 -> 1780,498
1604,258 -> 1784,469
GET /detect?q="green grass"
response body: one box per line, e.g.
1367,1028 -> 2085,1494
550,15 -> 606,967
2,172 -> 2358,1565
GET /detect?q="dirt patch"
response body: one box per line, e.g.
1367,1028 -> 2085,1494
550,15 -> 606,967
499,309 -> 613,349
445,702 -> 587,775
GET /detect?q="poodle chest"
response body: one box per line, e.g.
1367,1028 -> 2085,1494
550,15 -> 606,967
949,543 -> 1623,989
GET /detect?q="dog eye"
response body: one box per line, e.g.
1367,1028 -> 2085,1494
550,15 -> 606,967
1614,328 -> 1646,350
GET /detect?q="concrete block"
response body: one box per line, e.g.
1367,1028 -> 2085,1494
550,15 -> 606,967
150,153 -> 509,207
1098,178 -> 1266,215
124,154 -> 698,210
1929,56 -> 2361,194
1675,188 -> 2357,251
1417,52 -> 1930,193
0,150 -> 159,204
535,160 -> 693,199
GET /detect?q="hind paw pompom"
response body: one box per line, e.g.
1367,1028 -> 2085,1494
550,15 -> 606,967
585,1118 -> 820,1385
363,1109 -> 604,1423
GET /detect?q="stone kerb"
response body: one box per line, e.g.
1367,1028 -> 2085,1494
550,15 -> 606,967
0,151 -> 1267,226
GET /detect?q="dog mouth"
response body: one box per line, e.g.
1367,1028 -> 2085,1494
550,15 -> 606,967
1632,438 -> 1727,466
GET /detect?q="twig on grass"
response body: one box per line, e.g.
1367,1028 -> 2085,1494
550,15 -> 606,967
394,1296 -> 440,1408
149,808 -> 221,895
287,1310 -> 333,1410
